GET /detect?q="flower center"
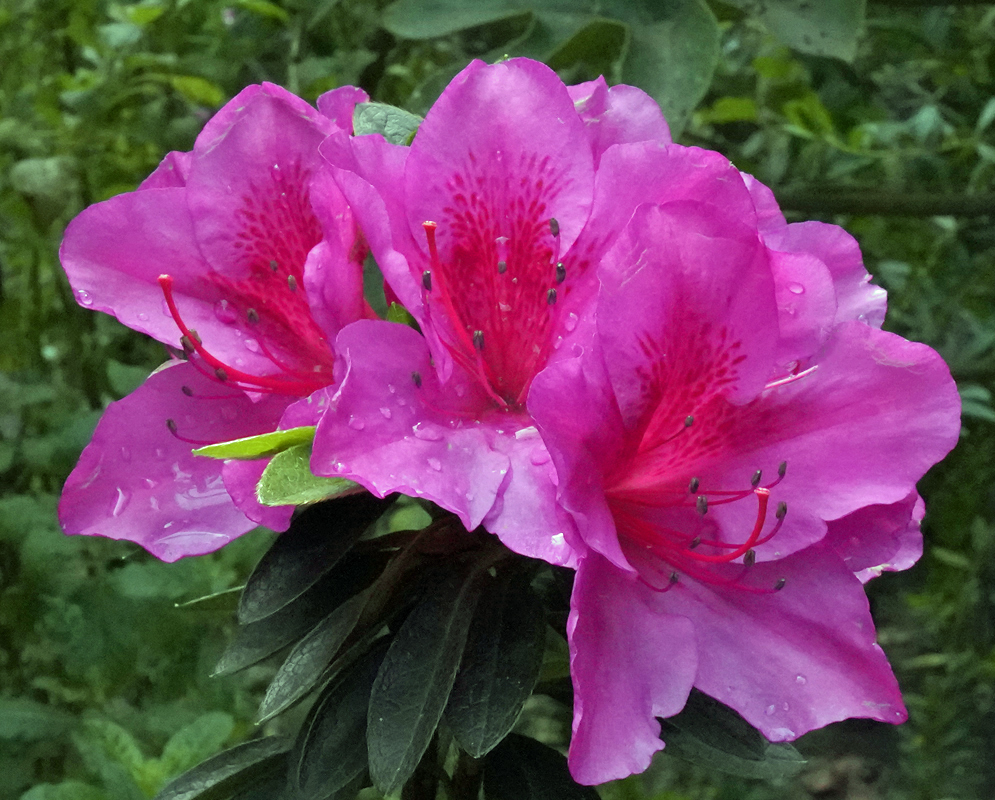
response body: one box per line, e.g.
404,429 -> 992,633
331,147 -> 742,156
420,217 -> 564,408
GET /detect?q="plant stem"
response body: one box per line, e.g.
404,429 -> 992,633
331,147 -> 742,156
450,750 -> 483,800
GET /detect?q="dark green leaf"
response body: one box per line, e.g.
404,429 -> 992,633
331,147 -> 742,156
367,563 -> 486,795
192,427 -> 316,461
546,17 -> 630,85
446,566 -> 546,757
658,690 -> 806,779
383,0 -> 522,39
238,493 -> 392,623
482,734 -> 597,800
0,698 -> 73,740
291,641 -> 390,799
353,102 -> 423,145
256,444 -> 357,507
257,588 -> 371,722
153,737 -> 290,800
160,713 -> 236,779
217,551 -> 386,675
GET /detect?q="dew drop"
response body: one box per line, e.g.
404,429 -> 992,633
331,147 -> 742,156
427,457 -> 442,471
455,385 -> 466,398
214,299 -> 238,324
161,298 -> 173,318
564,312 -> 579,332
529,446 -> 551,466
348,415 -> 365,431
765,704 -> 776,716
553,336 -> 563,350
387,384 -> 396,394
795,674 -> 807,685
244,338 -> 261,353
137,311 -> 149,321
412,421 -> 443,441
787,282 -> 805,295
379,407 -> 392,419
77,290 -> 94,306
144,478 -> 157,489
111,487 -> 131,517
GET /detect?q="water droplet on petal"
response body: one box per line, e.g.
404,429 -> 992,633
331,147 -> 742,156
244,338 -> 261,353
214,299 -> 238,324
111,487 -> 131,517
765,704 -> 776,716
388,384 -> 396,394
455,385 -> 466,398
427,457 -> 442,471
787,282 -> 805,295
379,407 -> 392,419
137,312 -> 149,321
348,415 -> 365,431
412,421 -> 443,441
564,312 -> 579,332
77,290 -> 94,306
795,674 -> 807,685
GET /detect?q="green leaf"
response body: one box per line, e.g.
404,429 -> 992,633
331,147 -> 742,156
383,0 -> 523,39
234,0 -> 290,23
353,102 -> 423,145
170,76 -> 224,107
257,588 -> 371,722
726,0 -> 865,61
546,17 -> 630,85
238,493 -> 392,623
72,719 -> 147,800
192,426 -> 316,461
445,566 -> 546,757
385,302 -> 418,327
367,563 -> 487,795
658,690 -> 806,779
0,698 -> 73,741
482,734 -> 597,800
256,444 -> 357,506
291,641 -> 390,798
159,713 -> 236,779
153,737 -> 291,800
20,782 -> 109,800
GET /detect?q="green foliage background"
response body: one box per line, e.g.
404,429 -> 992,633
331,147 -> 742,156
1,0 -> 994,797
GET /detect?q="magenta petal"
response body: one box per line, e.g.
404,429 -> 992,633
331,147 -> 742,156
769,248 -> 838,366
404,59 -> 594,255
568,77 -> 671,163
316,85 -> 370,131
567,553 -> 697,785
139,151 -> 191,189
312,320 -> 510,531
598,202 -> 778,419
660,543 -> 907,740
827,492 -> 924,581
59,361 -> 289,561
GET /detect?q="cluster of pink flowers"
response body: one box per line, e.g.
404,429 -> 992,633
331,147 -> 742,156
59,60 -> 960,784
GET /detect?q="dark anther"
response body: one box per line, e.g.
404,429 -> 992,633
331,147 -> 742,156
549,218 -> 560,238
166,419 -> 178,434
744,549 -> 756,567
774,577 -> 787,591
684,415 -> 694,428
689,477 -> 700,494
547,288 -> 558,305
214,367 -> 229,382
776,501 -> 788,520
246,308 -> 259,324
473,330 -> 485,351
669,571 -> 680,585
422,270 -> 432,292
179,335 -> 194,354
269,259 -> 279,272
498,260 -> 507,274
751,469 -> 762,488
555,262 -> 566,283
181,385 -> 194,397
287,275 -> 298,292
411,370 -> 422,388
689,536 -> 701,550
778,460 -> 787,478
696,495 -> 708,515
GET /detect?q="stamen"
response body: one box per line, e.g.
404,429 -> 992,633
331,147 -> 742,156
214,368 -> 228,382
764,365 -> 818,391
422,270 -> 432,292
778,461 -> 787,479
751,469 -> 762,488
555,262 -> 566,284
696,495 -> 708,515
287,275 -> 298,292
247,308 -> 259,324
774,578 -> 786,591
497,260 -> 507,274
165,417 -> 223,447
166,418 -> 178,435
688,536 -> 701,550
411,371 -> 422,388
473,330 -> 485,351
688,477 -> 700,494
549,218 -> 559,238
685,415 -> 694,428
776,501 -> 787,520
181,385 -> 194,397
269,259 -> 279,272
744,549 -> 756,567
547,288 -> 557,305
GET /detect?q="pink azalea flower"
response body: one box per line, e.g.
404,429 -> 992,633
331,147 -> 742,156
311,59 -> 672,563
59,82 -> 373,561
529,154 -> 961,782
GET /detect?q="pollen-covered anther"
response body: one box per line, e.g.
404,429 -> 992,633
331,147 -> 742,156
411,370 -> 422,388
696,495 -> 708,515
555,262 -> 566,284
287,275 -> 298,292
776,501 -> 788,520
751,469 -> 762,488
778,460 -> 787,478
547,288 -> 557,305
684,415 -> 694,428
743,549 -> 756,567
549,217 -> 560,238
774,577 -> 787,591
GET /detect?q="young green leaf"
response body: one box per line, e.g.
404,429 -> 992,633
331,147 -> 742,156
353,102 -> 422,145
256,444 -> 357,506
192,427 -> 316,460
